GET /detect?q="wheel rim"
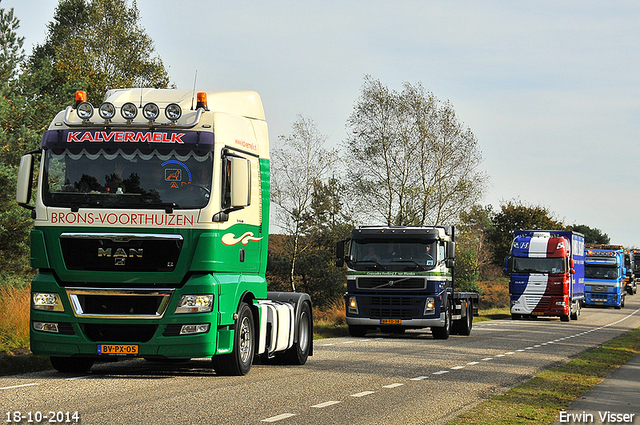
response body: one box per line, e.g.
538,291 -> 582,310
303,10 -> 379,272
239,316 -> 253,363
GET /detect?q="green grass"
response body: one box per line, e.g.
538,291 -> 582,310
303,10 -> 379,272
476,306 -> 511,322
448,327 -> 640,425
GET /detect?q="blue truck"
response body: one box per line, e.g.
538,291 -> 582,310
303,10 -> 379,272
335,226 -> 479,339
505,230 -> 585,322
584,244 -> 627,309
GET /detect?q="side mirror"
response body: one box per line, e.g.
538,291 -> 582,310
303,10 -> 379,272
503,257 -> 510,275
335,240 -> 345,267
446,241 -> 455,259
16,154 -> 35,210
229,157 -> 250,207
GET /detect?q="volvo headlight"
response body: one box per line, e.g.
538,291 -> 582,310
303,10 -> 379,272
424,297 -> 435,315
32,292 -> 64,312
175,295 -> 214,314
347,296 -> 358,314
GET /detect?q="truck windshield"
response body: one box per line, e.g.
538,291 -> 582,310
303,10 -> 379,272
43,148 -> 213,210
585,265 -> 618,279
349,240 -> 438,271
512,257 -> 565,274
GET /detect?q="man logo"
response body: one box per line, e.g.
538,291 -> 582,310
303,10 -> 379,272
98,248 -> 143,266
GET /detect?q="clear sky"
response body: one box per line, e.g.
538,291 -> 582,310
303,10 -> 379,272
6,0 -> 640,246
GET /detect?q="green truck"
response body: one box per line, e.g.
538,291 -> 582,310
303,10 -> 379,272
16,88 -> 312,375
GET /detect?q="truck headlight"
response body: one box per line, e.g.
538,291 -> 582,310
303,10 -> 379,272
33,322 -> 59,333
347,296 -> 359,314
32,292 -> 64,312
175,295 -> 214,314
180,324 -> 210,335
424,297 -> 435,315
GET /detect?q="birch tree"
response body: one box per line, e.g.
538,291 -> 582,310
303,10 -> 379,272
345,76 -> 487,226
271,116 -> 337,292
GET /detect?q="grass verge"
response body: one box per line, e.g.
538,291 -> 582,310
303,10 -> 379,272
448,327 -> 640,425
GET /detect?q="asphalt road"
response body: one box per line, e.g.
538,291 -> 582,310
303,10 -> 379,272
2,297 -> 639,425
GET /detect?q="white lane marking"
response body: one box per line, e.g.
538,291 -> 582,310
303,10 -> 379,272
320,343 -> 335,346
383,383 -> 404,388
0,383 -> 39,390
343,341 -> 355,344
505,352 -> 515,355
311,401 -> 341,408
411,376 -> 428,381
467,361 -> 480,365
495,354 -> 505,357
261,413 -> 296,422
451,366 -> 465,370
433,370 -> 449,375
481,357 -> 493,361
351,391 -> 375,397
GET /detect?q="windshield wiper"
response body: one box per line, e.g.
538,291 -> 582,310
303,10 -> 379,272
69,200 -> 103,211
157,202 -> 181,213
391,258 -> 427,271
356,259 -> 387,270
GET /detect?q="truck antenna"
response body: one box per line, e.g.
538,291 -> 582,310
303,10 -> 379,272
139,87 -> 143,107
190,70 -> 198,110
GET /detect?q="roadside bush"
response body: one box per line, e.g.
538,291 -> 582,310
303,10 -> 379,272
477,278 -> 510,309
0,282 -> 31,352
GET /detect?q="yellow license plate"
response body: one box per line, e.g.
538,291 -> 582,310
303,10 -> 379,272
532,312 -> 544,315
380,319 -> 401,325
98,344 -> 139,355
596,302 -> 604,305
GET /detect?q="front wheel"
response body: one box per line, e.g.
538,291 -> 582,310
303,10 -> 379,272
213,302 -> 255,376
432,303 -> 451,340
570,301 -> 580,320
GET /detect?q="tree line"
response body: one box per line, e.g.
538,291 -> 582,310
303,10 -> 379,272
1,1 -> 612,311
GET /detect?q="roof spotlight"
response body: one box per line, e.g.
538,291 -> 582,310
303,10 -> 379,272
76,102 -> 94,121
121,102 -> 138,120
142,102 -> 160,121
98,102 -> 116,120
165,103 -> 182,121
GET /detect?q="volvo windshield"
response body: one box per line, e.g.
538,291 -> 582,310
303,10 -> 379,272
43,148 -> 213,210
585,265 -> 618,279
348,239 -> 438,271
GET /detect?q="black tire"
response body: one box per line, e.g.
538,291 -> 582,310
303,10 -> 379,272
213,302 -> 255,376
570,301 -> 580,320
432,303 -> 451,340
456,302 -> 473,336
50,356 -> 94,373
280,302 -> 312,365
511,313 -> 521,320
348,325 -> 367,337
560,314 -> 570,322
